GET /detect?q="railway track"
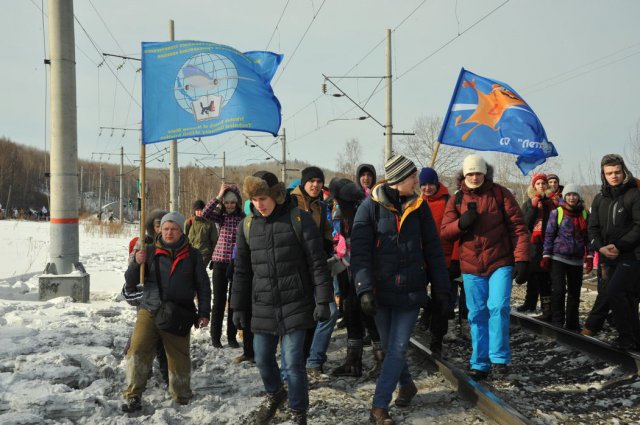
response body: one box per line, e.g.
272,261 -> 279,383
410,309 -> 640,424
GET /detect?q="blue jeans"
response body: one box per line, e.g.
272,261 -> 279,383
306,301 -> 339,369
254,330 -> 308,411
463,266 -> 513,372
372,305 -> 420,409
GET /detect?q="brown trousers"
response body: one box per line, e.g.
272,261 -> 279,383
122,309 -> 192,402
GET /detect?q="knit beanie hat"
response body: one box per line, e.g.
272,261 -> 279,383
329,178 -> 365,203
562,183 -> 581,199
531,173 -> 548,188
419,167 -> 439,186
192,199 -> 205,211
462,154 -> 487,176
243,171 -> 286,204
301,166 -> 325,187
547,174 -> 560,183
384,154 -> 417,185
160,211 -> 186,230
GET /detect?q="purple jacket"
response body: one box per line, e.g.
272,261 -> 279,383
202,186 -> 245,264
543,206 -> 594,265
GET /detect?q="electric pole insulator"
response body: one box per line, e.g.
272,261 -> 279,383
322,83 -> 327,94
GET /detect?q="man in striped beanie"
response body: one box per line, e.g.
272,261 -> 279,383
351,154 -> 451,423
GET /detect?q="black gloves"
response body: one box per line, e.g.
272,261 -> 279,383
313,303 -> 331,322
432,292 -> 452,319
208,260 -> 214,270
232,311 -> 248,330
360,292 -> 377,317
513,262 -> 529,285
458,209 -> 478,231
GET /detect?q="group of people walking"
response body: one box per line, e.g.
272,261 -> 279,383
120,151 -> 640,425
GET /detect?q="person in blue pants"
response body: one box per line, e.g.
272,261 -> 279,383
441,154 -> 530,380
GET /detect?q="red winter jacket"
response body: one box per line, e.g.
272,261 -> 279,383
441,179 -> 530,276
422,183 -> 457,267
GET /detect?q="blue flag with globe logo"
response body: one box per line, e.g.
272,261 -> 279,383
142,41 -> 283,144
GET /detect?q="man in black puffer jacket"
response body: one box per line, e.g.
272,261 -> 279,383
231,171 -> 333,425
583,154 -> 640,351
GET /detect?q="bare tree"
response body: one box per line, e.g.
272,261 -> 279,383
335,138 -> 362,178
395,115 -> 465,179
625,118 -> 640,176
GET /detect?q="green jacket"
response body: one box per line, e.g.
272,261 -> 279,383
185,215 -> 218,262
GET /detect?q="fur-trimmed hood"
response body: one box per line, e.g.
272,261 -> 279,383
145,208 -> 168,238
526,185 -> 554,200
243,175 -> 285,205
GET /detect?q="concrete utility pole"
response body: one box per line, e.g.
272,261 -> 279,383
119,146 -> 124,221
40,0 -> 90,302
222,151 -> 226,182
97,164 -> 102,216
281,128 -> 287,185
168,20 -> 180,213
385,28 -> 393,162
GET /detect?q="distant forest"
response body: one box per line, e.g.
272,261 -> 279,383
0,137 -> 337,219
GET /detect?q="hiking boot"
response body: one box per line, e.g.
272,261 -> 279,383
212,338 -> 223,348
469,369 -> 490,381
492,364 -> 510,375
233,354 -> 254,364
516,303 -> 535,313
365,341 -> 385,380
429,336 -> 443,355
394,381 -> 418,407
254,387 -> 287,424
580,328 -> 596,337
369,407 -> 395,425
228,338 -> 240,349
121,396 -> 142,413
307,366 -> 323,379
332,339 -> 363,377
535,296 -> 552,322
290,409 -> 307,425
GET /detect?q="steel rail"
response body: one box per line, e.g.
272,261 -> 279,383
510,311 -> 640,374
409,337 -> 534,425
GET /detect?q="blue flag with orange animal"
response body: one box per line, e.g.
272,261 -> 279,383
142,40 -> 283,144
438,68 -> 557,175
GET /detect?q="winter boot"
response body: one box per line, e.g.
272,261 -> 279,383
429,335 -> 443,355
365,340 -> 385,379
121,396 -> 142,413
535,296 -> 552,322
332,339 -> 363,377
370,407 -> 395,425
290,409 -> 308,425
253,387 -> 287,424
394,380 -> 418,407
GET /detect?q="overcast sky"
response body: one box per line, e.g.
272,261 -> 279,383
3,0 -> 640,183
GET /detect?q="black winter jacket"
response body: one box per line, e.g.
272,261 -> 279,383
589,178 -> 640,262
124,235 -> 212,319
231,198 -> 333,335
350,183 -> 450,309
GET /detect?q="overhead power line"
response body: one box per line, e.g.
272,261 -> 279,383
273,0 -> 328,86
265,0 -> 291,51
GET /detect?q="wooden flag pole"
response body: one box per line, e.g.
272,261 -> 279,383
430,141 -> 442,168
139,141 -> 146,284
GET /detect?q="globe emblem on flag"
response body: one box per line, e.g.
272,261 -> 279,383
174,53 -> 238,120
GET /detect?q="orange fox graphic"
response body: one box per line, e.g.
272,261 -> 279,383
454,79 -> 526,141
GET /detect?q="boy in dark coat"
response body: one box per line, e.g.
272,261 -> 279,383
231,171 -> 333,425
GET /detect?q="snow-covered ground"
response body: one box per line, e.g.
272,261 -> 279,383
0,220 -> 488,424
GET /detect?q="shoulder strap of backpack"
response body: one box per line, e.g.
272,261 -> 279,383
290,207 -> 303,244
243,216 -> 253,248
556,206 -> 563,225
